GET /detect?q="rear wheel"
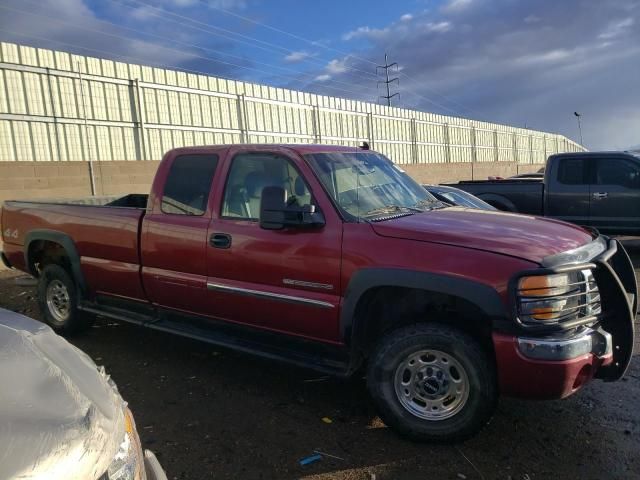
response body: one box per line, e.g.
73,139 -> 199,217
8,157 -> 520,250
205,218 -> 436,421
367,323 -> 497,442
37,264 -> 91,335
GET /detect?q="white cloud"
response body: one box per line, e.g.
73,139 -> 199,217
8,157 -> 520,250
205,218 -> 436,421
284,51 -> 311,63
400,13 -> 413,22
598,17 -> 634,39
516,49 -> 571,65
424,21 -> 452,33
343,26 -> 390,41
344,17 -> 450,42
524,15 -> 541,24
326,58 -> 348,74
314,74 -> 331,82
441,0 -> 472,14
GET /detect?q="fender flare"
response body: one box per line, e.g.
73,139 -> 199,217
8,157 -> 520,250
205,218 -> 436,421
24,229 -> 87,296
475,193 -> 518,212
341,268 -> 510,348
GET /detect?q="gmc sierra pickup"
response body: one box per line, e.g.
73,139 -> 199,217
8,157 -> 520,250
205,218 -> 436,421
1,144 -> 637,442
449,151 -> 640,234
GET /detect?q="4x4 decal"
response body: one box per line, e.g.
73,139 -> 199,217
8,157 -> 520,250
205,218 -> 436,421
3,228 -> 18,240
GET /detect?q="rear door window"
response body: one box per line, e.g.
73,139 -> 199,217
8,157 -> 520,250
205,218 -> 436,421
557,158 -> 586,185
161,154 -> 219,215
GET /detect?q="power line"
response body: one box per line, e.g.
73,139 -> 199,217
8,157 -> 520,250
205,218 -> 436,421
190,0 -> 479,116
0,4 -> 375,101
117,0 -> 381,81
0,26 -> 373,104
376,53 -> 399,107
113,0 -> 476,116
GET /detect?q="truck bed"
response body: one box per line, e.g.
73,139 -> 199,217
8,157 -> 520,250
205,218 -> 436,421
445,179 -> 544,215
1,194 -> 147,299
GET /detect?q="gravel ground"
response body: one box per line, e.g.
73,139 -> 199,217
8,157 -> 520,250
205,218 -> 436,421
1,241 -> 639,480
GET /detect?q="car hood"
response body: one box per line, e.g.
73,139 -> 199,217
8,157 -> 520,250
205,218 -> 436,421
370,207 -> 594,264
0,310 -> 124,480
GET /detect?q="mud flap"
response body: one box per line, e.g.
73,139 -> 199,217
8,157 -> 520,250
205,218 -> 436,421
593,240 -> 636,381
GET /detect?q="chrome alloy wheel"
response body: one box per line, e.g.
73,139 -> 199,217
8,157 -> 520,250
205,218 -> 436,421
46,279 -> 71,323
394,349 -> 469,420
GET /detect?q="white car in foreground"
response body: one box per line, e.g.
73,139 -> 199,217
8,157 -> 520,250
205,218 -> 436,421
0,308 -> 167,480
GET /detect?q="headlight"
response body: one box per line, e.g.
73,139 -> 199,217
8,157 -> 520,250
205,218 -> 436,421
517,270 -> 601,325
107,408 -> 146,480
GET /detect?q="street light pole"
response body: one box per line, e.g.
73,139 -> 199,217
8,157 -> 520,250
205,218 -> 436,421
573,111 -> 584,146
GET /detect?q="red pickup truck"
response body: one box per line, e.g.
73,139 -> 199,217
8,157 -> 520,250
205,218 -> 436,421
1,144 -> 637,442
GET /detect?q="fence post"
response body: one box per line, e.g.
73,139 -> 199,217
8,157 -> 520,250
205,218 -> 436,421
77,62 -> 96,195
470,125 -> 477,163
444,123 -> 452,163
410,117 -> 417,164
493,129 -> 499,162
528,134 -> 534,164
45,67 -> 62,162
236,93 -> 248,143
511,132 -> 518,163
312,105 -> 322,143
542,135 -> 547,163
133,78 -> 148,161
367,112 -> 374,149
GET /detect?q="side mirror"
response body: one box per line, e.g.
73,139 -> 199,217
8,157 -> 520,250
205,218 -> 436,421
259,186 -> 325,230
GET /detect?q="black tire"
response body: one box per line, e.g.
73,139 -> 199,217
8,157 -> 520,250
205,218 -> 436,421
367,323 -> 497,442
37,264 -> 91,335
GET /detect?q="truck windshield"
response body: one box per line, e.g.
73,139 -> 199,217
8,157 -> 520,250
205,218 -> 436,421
305,151 -> 443,221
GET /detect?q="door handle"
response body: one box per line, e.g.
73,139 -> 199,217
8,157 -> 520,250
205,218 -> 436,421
210,233 -> 232,249
592,192 -> 608,200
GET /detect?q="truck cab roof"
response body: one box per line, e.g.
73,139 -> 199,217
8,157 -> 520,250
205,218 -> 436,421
165,143 -> 366,158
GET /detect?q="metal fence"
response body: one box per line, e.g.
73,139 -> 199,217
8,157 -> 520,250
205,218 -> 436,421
0,41 -> 585,165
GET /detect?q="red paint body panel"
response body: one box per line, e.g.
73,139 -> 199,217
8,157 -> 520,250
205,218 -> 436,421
0,144 -> 614,400
1,202 -> 143,300
492,333 -> 609,399
341,222 -> 535,309
199,145 -> 344,341
370,208 -> 593,264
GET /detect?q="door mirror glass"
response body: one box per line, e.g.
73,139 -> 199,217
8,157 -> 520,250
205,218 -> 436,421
259,186 -> 325,230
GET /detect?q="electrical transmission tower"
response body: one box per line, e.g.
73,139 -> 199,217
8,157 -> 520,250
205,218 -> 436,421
377,53 -> 399,106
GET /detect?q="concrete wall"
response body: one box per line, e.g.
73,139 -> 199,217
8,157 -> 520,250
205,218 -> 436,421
0,159 -> 546,204
0,160 -> 157,202
403,162 -> 545,184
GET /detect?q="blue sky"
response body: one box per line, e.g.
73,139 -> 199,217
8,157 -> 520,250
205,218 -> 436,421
0,0 -> 638,150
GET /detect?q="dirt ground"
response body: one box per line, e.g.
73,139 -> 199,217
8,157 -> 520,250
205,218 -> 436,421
1,241 -> 639,480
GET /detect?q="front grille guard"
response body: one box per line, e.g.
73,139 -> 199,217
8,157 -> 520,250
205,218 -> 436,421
509,237 -> 636,380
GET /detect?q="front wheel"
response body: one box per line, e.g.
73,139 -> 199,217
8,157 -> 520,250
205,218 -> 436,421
37,264 -> 91,335
367,323 -> 497,442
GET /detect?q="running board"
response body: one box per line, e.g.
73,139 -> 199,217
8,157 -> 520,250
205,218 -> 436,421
79,303 -> 353,377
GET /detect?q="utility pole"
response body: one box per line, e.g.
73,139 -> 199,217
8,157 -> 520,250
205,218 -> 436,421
377,53 -> 399,106
573,111 -> 584,146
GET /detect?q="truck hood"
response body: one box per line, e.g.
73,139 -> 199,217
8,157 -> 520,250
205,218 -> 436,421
370,207 -> 594,264
0,309 -> 124,480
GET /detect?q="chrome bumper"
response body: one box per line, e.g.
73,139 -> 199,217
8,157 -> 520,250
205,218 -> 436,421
144,450 -> 168,480
517,328 -> 612,361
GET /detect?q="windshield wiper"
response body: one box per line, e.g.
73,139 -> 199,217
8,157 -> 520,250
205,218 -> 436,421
413,198 -> 448,210
363,204 -> 423,217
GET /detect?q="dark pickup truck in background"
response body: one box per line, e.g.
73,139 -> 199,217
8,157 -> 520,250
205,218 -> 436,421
1,144 -> 637,442
450,151 -> 640,234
